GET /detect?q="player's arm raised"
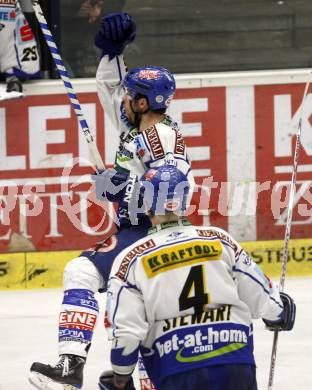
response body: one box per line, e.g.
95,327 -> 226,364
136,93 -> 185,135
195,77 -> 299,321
95,13 -> 136,130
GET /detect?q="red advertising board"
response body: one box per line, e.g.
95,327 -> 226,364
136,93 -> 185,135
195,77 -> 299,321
0,92 -> 111,252
173,87 -> 228,231
0,87 -> 217,252
255,84 -> 312,240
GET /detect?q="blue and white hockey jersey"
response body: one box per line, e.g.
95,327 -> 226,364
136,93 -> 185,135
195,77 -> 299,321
96,55 -> 194,186
105,220 -> 284,387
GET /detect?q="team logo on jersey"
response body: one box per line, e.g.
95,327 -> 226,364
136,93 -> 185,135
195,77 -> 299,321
241,252 -> 252,266
165,231 -> 188,243
142,239 -> 222,278
166,231 -> 184,240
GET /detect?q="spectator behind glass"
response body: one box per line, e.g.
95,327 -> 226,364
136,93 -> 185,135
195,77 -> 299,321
0,0 -> 40,94
78,0 -> 104,23
61,0 -> 126,77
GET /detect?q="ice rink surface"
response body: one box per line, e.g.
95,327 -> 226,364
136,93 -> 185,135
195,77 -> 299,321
1,277 -> 311,390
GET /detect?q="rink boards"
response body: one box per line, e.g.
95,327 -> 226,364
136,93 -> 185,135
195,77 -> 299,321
0,238 -> 311,289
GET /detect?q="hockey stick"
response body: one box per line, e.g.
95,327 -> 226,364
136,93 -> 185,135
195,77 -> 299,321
32,0 -> 105,171
267,81 -> 310,390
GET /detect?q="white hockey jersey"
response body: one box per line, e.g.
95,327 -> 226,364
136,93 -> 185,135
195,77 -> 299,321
0,0 -> 40,77
105,220 -> 284,387
96,55 -> 194,188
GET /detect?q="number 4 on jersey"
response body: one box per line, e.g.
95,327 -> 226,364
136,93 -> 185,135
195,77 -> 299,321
179,265 -> 210,314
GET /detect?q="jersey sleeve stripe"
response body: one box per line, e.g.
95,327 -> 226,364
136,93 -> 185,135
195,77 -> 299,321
232,266 -> 283,309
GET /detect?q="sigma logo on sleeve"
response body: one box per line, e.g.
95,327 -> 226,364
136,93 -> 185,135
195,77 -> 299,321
138,69 -> 160,80
59,311 -> 97,331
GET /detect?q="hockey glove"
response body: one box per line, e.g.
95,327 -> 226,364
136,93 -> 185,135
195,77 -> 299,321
92,169 -> 140,203
92,169 -> 130,202
95,12 -> 136,59
99,370 -> 136,390
263,292 -> 296,331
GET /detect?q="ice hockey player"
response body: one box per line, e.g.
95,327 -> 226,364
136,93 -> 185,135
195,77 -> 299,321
99,164 -> 296,390
0,0 -> 40,97
29,12 -> 194,390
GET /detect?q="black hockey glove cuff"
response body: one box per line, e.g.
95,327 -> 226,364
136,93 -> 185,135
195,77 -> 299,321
263,291 -> 296,331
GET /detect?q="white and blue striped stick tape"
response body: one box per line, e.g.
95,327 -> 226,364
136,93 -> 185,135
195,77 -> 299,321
32,0 -> 105,171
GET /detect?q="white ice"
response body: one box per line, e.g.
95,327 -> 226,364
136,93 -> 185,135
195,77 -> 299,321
0,277 -> 311,390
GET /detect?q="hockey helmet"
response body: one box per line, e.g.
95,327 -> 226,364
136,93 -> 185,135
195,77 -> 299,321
140,164 -> 190,215
123,66 -> 176,110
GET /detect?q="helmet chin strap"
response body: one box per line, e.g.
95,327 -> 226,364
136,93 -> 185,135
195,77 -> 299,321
130,99 -> 150,128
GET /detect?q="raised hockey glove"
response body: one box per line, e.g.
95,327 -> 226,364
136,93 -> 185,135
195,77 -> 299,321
263,292 -> 296,331
95,12 -> 136,59
99,370 -> 136,390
